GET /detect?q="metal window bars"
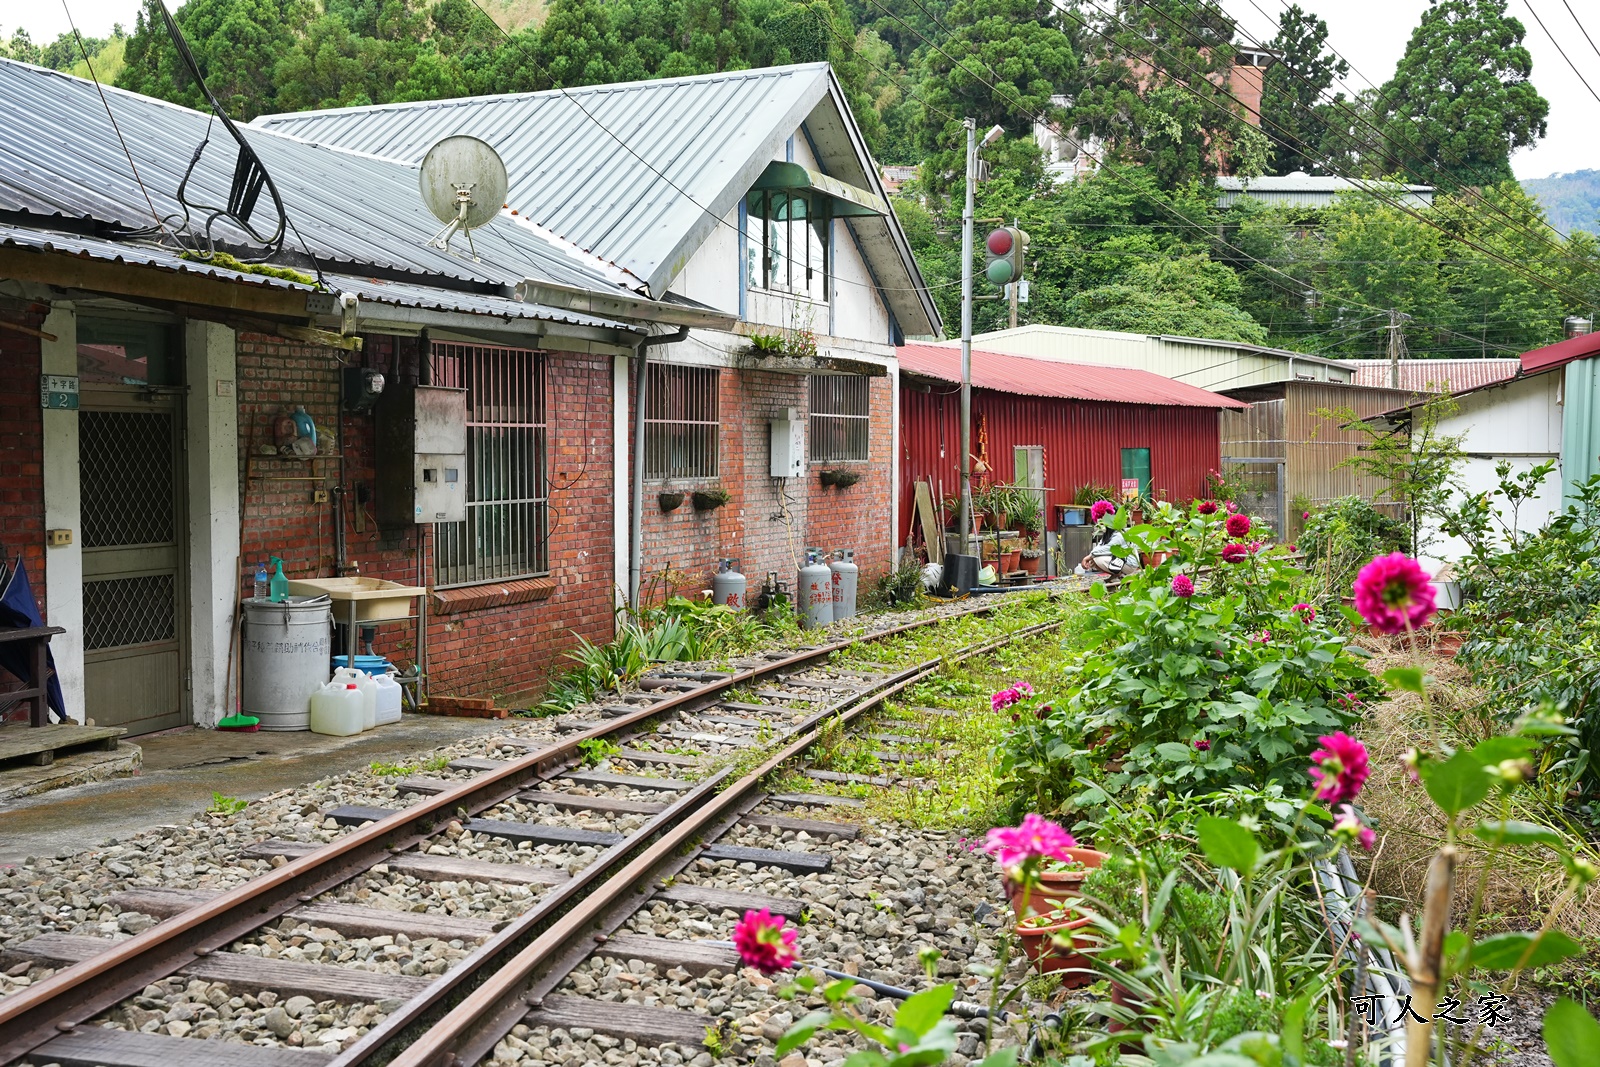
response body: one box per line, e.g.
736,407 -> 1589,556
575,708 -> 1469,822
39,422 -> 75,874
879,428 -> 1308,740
808,374 -> 870,463
644,363 -> 719,480
749,190 -> 830,302
429,343 -> 549,587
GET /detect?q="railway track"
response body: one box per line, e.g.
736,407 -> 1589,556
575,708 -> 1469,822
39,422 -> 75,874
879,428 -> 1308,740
1,596 -> 1065,1067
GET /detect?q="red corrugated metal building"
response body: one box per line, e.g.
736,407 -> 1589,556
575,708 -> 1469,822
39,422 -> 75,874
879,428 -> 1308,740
897,343 -> 1247,543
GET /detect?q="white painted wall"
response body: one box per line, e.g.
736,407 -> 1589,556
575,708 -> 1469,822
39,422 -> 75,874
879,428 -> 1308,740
1420,373 -> 1564,573
40,304 -> 84,724
613,352 -> 630,606
184,321 -> 240,727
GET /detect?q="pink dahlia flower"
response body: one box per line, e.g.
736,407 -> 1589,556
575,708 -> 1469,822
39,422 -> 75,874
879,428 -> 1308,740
991,681 -> 1034,712
1198,500 -> 1219,515
1194,738 -> 1211,752
983,814 -> 1076,873
1334,804 -> 1376,852
1225,513 -> 1251,538
1352,553 -> 1436,635
1170,574 -> 1195,598
733,909 -> 799,975
1221,542 -> 1248,564
1090,500 -> 1117,524
1309,731 -> 1370,805
1294,602 -> 1316,623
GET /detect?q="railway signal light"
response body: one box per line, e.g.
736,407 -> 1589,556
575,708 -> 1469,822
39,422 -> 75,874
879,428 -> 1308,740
984,226 -> 1029,287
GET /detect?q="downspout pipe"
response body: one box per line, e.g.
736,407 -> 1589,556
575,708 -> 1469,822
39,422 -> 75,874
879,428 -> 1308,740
629,326 -> 691,610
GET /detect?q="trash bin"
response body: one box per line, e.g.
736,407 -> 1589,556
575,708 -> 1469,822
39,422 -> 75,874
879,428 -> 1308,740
242,596 -> 332,731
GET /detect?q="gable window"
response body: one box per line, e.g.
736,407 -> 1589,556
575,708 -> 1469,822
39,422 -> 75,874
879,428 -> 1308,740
429,343 -> 549,587
809,374 -> 870,462
747,189 -> 830,304
645,363 -> 719,480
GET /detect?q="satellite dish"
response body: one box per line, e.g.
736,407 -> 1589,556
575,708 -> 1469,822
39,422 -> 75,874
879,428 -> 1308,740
419,135 -> 508,258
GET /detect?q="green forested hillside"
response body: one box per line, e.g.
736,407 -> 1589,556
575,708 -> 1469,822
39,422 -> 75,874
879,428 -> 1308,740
1522,171 -> 1600,236
2,0 -> 1594,357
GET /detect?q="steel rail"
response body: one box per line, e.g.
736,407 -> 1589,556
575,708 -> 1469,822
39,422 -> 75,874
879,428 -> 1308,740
0,594 -> 1053,1063
371,617 -> 1065,1067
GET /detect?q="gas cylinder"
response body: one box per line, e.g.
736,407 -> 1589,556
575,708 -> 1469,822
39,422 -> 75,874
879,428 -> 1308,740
711,559 -> 747,610
797,550 -> 833,629
829,550 -> 859,622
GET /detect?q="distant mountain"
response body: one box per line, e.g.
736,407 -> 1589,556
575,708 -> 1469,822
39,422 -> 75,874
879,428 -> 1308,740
1522,170 -> 1600,236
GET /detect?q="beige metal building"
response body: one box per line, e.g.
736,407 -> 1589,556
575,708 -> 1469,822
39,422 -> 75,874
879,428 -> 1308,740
1219,380 -> 1420,539
967,325 -> 1356,392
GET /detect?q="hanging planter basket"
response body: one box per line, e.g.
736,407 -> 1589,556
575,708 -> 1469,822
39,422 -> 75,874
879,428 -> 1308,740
819,469 -> 861,489
658,491 -> 685,512
692,488 -> 730,511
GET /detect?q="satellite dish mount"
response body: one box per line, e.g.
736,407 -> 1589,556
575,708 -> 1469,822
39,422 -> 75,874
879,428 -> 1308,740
419,136 -> 509,261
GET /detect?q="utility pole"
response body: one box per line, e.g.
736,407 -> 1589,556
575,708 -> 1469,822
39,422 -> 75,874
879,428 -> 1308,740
1008,217 -> 1020,329
959,117 -> 976,557
1387,309 -> 1408,388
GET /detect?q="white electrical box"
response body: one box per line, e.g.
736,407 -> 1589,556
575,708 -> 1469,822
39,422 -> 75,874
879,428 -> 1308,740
769,407 -> 805,478
377,385 -> 468,526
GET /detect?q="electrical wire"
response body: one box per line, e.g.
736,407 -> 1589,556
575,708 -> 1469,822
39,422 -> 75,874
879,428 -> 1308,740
60,0 -> 169,240
1520,0 -> 1600,104
1560,0 -> 1600,62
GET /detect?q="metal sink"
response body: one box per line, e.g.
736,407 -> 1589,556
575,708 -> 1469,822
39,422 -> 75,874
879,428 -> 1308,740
284,577 -> 425,621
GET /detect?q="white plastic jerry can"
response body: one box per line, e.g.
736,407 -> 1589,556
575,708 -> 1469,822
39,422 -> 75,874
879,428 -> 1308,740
332,666 -> 377,730
310,682 -> 365,736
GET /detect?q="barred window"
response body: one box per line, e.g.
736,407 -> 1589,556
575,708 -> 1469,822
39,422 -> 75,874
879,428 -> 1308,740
429,343 -> 549,587
746,189 -> 830,303
645,363 -> 719,480
809,374 -> 870,462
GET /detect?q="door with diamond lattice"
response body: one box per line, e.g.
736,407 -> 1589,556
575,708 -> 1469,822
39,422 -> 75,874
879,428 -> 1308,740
80,394 -> 187,734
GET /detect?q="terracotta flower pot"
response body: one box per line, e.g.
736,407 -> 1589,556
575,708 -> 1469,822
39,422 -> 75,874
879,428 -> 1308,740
1432,631 -> 1466,657
1019,552 -> 1042,575
1000,550 -> 1022,573
1003,848 -> 1109,918
1016,912 -> 1096,985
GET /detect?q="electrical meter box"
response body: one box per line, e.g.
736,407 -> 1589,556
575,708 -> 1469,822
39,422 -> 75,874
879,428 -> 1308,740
377,385 -> 468,527
769,407 -> 805,478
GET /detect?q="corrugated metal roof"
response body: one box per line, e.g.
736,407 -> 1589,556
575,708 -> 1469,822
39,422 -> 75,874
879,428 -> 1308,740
252,64 -> 941,336
0,58 -> 639,301
1521,330 -> 1600,375
1215,173 -> 1434,209
1345,359 -> 1521,392
898,343 -> 1246,408
0,223 -> 638,333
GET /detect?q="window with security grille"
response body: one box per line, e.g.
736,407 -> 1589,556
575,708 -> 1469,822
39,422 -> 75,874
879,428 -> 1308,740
428,343 -> 549,587
644,363 -> 719,480
809,375 -> 870,463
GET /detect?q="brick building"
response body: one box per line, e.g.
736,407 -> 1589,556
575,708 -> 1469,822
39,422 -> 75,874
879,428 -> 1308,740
0,58 -> 934,734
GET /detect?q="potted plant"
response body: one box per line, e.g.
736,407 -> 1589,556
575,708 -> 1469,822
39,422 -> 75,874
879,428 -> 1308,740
1004,847 -> 1108,917
658,490 -> 684,512
691,487 -> 729,511
1015,906 -> 1096,984
819,469 -> 861,489
743,332 -> 784,357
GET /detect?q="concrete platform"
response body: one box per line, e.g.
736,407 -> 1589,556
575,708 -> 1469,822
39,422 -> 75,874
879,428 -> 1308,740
0,713 -> 509,866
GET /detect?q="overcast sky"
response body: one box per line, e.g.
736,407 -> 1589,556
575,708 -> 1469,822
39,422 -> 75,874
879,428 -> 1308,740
8,0 -> 1596,180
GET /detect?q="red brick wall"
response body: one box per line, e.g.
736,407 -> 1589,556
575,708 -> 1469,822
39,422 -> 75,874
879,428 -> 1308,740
635,364 -> 891,603
236,332 -> 616,704
0,299 -> 47,613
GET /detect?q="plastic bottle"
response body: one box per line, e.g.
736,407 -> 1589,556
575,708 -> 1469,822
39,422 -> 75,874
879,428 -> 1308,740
269,557 -> 289,603
371,672 -> 402,725
310,682 -> 364,736
291,405 -> 317,450
253,562 -> 269,601
333,666 -> 377,730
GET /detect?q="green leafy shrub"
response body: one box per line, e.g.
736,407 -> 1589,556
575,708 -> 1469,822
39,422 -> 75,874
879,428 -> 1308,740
1299,495 -> 1409,610
997,501 -> 1374,816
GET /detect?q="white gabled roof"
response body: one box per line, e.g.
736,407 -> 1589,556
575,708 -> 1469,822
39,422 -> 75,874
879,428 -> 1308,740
255,64 -> 939,335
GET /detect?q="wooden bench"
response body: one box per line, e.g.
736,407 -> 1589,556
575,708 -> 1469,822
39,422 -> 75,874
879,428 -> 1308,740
0,625 -> 66,727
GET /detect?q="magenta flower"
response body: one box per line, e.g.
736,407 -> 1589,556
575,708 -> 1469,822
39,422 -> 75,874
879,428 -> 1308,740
1334,805 -> 1376,852
1170,574 -> 1195,598
1089,500 -> 1116,524
1309,732 -> 1370,805
1400,748 -> 1423,784
990,681 -> 1034,712
1221,543 -> 1248,564
1225,500 -> 1238,513
1294,602 -> 1316,623
733,909 -> 800,975
1194,738 -> 1211,752
1353,553 -> 1437,634
1254,629 -> 1272,643
983,814 -> 1076,874
1225,513 -> 1251,538
1198,500 -> 1219,515
1248,540 -> 1263,554
1302,510 -> 1311,520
